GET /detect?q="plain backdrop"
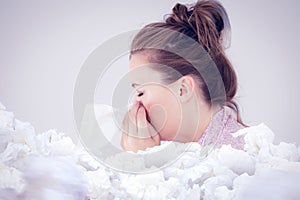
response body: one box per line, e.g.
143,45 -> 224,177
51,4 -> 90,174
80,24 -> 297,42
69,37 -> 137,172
0,0 -> 299,144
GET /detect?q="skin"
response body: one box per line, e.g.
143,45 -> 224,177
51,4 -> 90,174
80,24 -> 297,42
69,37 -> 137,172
121,53 -> 221,152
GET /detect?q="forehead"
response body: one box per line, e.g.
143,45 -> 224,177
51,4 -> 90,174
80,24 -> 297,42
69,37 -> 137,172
129,54 -> 163,85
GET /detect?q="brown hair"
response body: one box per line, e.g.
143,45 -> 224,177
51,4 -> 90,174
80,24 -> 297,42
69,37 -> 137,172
130,0 -> 245,126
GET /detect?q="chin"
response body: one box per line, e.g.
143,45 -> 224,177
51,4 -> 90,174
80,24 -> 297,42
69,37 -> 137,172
159,135 -> 172,141
158,128 -> 177,141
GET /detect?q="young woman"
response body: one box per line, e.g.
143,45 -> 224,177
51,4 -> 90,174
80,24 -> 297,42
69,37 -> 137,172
121,0 -> 246,153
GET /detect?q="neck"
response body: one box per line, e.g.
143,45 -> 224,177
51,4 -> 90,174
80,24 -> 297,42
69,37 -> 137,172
172,96 -> 222,143
191,103 -> 222,142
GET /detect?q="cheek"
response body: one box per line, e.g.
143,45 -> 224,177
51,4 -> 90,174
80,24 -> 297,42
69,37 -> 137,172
141,87 -> 181,139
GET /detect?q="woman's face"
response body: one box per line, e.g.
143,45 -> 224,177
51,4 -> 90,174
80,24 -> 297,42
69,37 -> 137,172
129,54 -> 182,140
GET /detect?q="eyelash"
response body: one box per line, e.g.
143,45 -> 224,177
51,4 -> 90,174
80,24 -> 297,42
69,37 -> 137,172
135,88 -> 144,97
137,91 -> 144,97
132,84 -> 144,97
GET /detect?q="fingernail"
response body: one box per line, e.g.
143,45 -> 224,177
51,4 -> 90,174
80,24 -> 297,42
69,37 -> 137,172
138,106 -> 145,114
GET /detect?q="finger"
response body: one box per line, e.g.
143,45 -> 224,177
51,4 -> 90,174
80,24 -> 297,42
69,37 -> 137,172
137,106 -> 155,139
128,107 -> 140,138
121,112 -> 129,135
130,101 -> 140,114
120,131 -> 128,149
125,102 -> 140,137
128,101 -> 140,126
137,106 -> 147,128
151,132 -> 160,144
147,123 -> 160,138
136,106 -> 159,138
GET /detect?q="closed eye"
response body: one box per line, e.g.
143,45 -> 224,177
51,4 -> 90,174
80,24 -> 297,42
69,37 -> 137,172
137,92 -> 144,97
131,83 -> 145,97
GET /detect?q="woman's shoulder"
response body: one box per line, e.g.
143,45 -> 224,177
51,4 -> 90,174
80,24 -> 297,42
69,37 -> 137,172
198,106 -> 245,150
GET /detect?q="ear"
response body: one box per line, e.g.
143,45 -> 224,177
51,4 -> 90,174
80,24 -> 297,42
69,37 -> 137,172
177,75 -> 196,102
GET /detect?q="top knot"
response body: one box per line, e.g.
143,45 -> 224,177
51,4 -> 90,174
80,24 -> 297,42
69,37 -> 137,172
165,0 -> 231,52
170,3 -> 192,25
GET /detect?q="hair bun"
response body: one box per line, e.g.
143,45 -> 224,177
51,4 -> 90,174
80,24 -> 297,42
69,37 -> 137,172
166,0 -> 231,51
171,3 -> 191,24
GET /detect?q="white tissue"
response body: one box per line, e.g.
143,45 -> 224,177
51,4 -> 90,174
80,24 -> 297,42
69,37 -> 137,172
20,156 -> 87,200
0,103 -> 300,200
0,102 -> 6,110
0,163 -> 25,194
0,110 -> 14,129
217,145 -> 256,175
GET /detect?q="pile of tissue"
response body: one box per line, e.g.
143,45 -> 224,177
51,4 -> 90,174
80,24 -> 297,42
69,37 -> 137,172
0,102 -> 300,200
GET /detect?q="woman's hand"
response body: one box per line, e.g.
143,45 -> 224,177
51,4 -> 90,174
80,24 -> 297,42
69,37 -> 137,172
121,102 -> 160,153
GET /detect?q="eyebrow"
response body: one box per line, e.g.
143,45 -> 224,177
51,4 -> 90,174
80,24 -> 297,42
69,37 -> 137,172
131,83 -> 141,88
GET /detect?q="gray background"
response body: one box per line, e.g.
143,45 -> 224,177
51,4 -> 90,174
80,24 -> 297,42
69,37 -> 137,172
0,0 -> 299,144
